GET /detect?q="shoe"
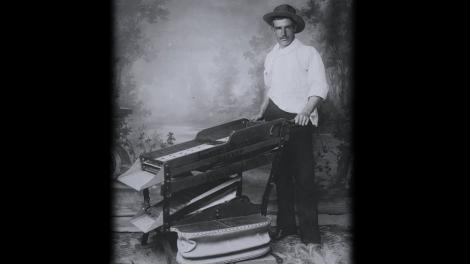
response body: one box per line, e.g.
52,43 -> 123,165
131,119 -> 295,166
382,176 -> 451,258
295,243 -> 322,261
300,230 -> 321,245
269,227 -> 297,241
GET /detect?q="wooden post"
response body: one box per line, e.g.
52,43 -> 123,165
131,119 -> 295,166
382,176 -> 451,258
236,171 -> 243,197
261,152 -> 281,216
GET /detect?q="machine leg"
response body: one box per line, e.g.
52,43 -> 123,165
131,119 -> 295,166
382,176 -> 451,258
261,153 -> 281,216
161,238 -> 176,264
140,188 -> 151,246
143,188 -> 150,207
236,171 -> 243,196
140,233 -> 149,246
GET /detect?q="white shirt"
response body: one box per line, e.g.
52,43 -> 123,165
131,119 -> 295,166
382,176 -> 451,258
264,38 -> 328,126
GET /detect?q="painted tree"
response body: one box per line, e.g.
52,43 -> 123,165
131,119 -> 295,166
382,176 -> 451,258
166,132 -> 175,146
209,46 -> 242,122
243,20 -> 274,114
187,65 -> 211,124
113,0 -> 170,162
114,0 -> 168,114
300,0 -> 353,138
300,0 -> 353,188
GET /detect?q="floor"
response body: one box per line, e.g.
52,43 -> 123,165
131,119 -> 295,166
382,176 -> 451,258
112,225 -> 351,264
112,165 -> 352,264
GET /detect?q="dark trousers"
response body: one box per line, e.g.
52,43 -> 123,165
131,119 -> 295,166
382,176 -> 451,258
264,99 -> 320,243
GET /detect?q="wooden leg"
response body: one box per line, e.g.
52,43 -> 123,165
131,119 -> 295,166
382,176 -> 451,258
161,233 -> 176,264
140,233 -> 149,246
236,171 -> 243,196
138,189 -> 151,247
136,231 -> 159,249
261,152 -> 281,216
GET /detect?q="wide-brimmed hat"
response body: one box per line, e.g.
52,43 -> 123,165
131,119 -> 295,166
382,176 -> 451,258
263,4 -> 305,33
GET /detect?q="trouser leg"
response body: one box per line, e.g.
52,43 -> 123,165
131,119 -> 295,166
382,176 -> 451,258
290,125 -> 321,243
263,99 -> 318,237
274,146 -> 297,232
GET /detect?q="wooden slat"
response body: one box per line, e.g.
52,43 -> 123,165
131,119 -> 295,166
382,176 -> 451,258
139,119 -> 248,168
266,199 -> 351,215
113,213 -> 351,233
113,183 -> 162,216
141,140 -> 202,160
170,138 -> 280,176
155,119 -> 285,170
116,159 -> 164,191
113,182 -> 351,217
170,152 -> 276,193
237,254 -> 278,264
228,119 -> 287,148
195,118 -> 249,142
113,216 -> 140,232
130,186 -> 240,233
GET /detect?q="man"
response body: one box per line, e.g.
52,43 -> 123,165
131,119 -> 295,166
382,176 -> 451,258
254,4 -> 329,245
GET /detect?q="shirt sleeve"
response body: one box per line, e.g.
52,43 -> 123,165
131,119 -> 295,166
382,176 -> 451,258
307,47 -> 329,100
263,51 -> 272,88
263,55 -> 271,87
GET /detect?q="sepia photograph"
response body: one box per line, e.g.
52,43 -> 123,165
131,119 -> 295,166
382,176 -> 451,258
112,0 -> 353,263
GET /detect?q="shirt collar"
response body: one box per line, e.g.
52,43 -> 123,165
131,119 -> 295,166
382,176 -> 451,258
273,38 -> 300,56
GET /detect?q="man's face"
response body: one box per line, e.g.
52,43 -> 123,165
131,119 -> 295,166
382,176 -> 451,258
272,18 -> 296,48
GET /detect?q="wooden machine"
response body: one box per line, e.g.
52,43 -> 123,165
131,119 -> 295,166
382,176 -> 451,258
117,118 -> 291,262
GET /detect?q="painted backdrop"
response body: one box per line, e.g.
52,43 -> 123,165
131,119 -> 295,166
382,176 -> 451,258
113,0 -> 353,190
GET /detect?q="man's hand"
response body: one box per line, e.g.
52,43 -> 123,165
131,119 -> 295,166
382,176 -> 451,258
294,112 -> 310,126
295,96 -> 322,126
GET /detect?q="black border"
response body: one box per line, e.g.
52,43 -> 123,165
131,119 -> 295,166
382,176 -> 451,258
12,0 -> 459,263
